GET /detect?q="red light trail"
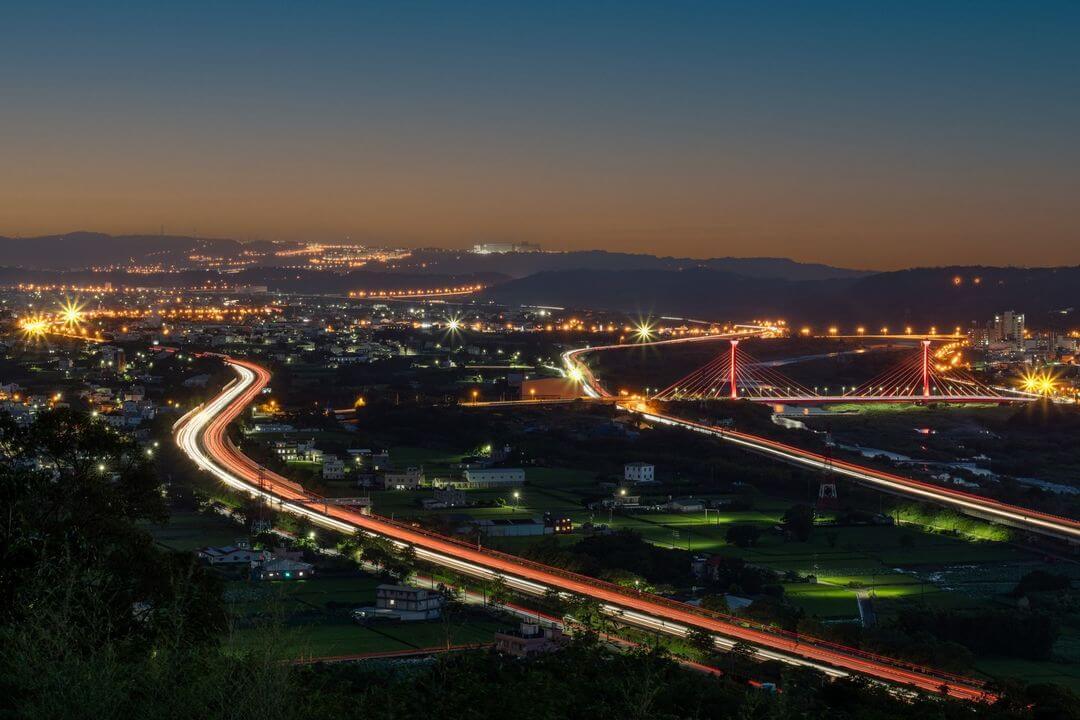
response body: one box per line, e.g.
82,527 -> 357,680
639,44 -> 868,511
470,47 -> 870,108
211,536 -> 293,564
563,338 -> 1080,542
176,354 -> 995,701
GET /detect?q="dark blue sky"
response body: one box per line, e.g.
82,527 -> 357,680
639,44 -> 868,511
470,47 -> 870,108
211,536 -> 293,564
2,1 -> 1078,267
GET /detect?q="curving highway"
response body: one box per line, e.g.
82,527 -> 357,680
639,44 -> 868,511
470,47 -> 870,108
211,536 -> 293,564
562,339 -> 1080,543
175,354 -> 996,701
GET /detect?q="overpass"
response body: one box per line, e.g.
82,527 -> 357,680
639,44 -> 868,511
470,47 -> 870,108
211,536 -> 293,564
174,355 -> 994,701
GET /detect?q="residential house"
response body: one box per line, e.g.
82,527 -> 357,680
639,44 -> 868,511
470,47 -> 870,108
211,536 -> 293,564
352,584 -> 443,622
494,623 -> 565,658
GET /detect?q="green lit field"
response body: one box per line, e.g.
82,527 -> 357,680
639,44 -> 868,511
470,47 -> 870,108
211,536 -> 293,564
147,509 -> 245,552
224,573 -> 506,659
228,618 -> 501,659
781,584 -> 859,617
354,463 -> 1071,626
168,430 -> 1080,688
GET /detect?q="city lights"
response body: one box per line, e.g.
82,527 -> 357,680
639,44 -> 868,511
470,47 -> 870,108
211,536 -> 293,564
9,7 -> 1077,708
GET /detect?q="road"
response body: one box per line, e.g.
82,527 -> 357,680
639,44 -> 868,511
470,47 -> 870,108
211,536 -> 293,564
562,342 -> 1080,543
175,355 -> 992,701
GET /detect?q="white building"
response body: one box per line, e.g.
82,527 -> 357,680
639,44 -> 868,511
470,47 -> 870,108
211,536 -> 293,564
197,545 -> 270,566
624,462 -> 656,484
353,584 -> 444,622
421,486 -> 469,509
494,622 -> 565,658
248,423 -> 296,434
461,468 -> 525,488
383,466 -> 424,490
665,497 -> 705,513
323,455 -> 345,480
273,441 -> 299,461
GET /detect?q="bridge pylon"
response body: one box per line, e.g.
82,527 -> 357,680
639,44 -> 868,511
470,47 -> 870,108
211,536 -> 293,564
729,339 -> 739,400
921,340 -> 931,399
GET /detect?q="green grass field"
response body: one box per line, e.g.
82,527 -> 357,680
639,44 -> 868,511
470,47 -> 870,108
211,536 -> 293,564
228,616 -> 503,659
160,446 -> 1080,688
782,583 -> 859,618
224,572 -> 508,659
146,509 -> 244,552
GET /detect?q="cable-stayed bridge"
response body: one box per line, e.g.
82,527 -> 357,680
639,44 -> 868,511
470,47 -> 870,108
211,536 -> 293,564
653,339 -> 1034,404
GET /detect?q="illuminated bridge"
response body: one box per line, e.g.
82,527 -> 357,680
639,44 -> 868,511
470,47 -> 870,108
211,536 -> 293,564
562,336 -> 1079,544
651,338 -> 1035,405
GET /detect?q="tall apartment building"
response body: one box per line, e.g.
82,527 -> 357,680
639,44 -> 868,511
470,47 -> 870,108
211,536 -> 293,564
992,310 -> 1025,341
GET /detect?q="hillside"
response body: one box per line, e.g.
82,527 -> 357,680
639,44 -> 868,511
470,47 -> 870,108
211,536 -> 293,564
484,265 -> 1080,327
0,232 -> 242,269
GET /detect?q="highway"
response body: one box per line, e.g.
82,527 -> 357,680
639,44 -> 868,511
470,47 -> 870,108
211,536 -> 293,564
175,355 -> 993,701
562,341 -> 1080,543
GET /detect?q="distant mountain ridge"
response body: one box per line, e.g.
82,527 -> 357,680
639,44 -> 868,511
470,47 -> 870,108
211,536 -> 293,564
0,266 -> 503,295
2,232 -> 1076,328
408,248 -> 872,281
0,231 -> 241,269
484,265 -> 1080,328
0,232 -> 869,280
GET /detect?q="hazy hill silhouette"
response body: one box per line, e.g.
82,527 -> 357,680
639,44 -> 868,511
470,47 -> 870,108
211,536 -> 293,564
0,231 -> 241,269
407,248 -> 871,281
0,232 -> 868,281
484,265 -> 1080,326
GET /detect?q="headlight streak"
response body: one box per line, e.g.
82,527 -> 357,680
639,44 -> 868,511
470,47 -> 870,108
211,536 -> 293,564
564,333 -> 1080,543
174,353 -> 999,701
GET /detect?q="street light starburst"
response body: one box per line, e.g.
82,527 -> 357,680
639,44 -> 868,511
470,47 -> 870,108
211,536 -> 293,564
1019,369 -> 1057,396
59,296 -> 85,327
19,315 -> 49,342
633,319 -> 655,342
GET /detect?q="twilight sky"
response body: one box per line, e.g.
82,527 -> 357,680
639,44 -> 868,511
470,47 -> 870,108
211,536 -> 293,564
2,1 -> 1078,269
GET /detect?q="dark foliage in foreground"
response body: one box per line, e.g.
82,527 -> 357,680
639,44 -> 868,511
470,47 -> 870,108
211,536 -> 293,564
1,410 -> 1078,719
